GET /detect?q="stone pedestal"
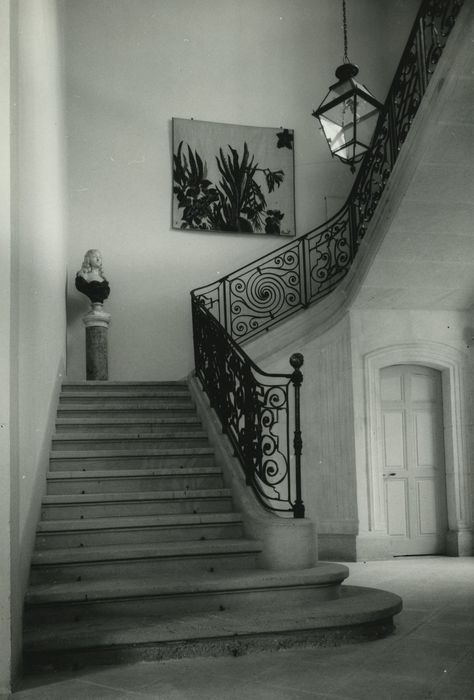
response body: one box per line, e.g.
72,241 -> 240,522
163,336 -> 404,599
83,303 -> 111,380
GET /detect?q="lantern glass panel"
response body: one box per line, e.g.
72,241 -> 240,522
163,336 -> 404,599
318,85 -> 357,161
319,113 -> 354,161
354,102 -> 380,149
314,67 -> 382,166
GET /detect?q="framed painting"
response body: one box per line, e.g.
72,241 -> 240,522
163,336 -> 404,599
172,118 -> 295,236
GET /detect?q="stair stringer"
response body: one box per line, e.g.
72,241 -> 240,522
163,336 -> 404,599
188,374 -> 317,570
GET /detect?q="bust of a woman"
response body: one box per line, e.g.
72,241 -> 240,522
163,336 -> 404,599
75,249 -> 110,304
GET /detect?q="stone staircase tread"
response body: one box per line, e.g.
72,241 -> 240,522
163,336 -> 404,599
37,512 -> 242,532
61,391 -> 192,398
61,381 -> 188,387
23,585 -> 402,650
52,431 -> 207,440
58,404 -> 194,410
56,417 -> 201,425
43,489 -> 228,504
31,539 -> 263,565
57,404 -> 195,410
25,564 -> 349,605
47,469 -> 223,480
50,448 -> 215,459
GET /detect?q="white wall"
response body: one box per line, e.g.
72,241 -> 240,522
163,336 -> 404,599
256,309 -> 359,559
255,307 -> 473,560
6,0 -> 67,688
63,0 -> 419,380
0,1 -> 15,692
350,309 -> 473,559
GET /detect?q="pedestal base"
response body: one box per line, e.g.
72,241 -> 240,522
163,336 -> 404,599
83,304 -> 111,381
86,325 -> 109,380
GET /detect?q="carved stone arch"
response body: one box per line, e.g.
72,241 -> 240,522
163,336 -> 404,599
363,342 -> 473,557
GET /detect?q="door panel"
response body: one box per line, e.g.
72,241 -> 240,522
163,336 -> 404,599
414,411 -> 436,467
381,373 -> 403,402
380,365 -> 447,555
383,411 -> 405,469
411,372 -> 437,402
386,479 -> 409,536
416,480 -> 438,535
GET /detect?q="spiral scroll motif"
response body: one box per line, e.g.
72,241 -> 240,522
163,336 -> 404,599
190,0 -> 464,518
229,246 -> 302,339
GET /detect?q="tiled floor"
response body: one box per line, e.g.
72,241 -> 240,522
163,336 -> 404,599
12,557 -> 474,699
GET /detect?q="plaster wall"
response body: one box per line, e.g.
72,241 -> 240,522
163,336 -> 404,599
0,1 -> 14,692
62,0 -> 419,381
255,308 -> 473,560
350,309 -> 473,559
7,0 -> 67,687
260,314 -> 358,560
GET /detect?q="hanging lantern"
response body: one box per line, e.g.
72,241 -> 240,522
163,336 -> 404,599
312,0 -> 382,172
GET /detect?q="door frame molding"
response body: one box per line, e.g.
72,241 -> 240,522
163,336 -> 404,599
364,342 -> 472,555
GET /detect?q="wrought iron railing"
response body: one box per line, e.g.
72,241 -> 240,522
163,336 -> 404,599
192,295 -> 305,517
191,0 -> 463,517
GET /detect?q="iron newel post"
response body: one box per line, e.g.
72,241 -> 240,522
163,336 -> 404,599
290,353 -> 305,518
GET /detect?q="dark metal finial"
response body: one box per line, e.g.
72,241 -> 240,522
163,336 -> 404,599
335,62 -> 359,81
289,353 -> 304,370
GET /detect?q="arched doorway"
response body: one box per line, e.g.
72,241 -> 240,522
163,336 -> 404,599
362,343 -> 473,559
380,364 -> 447,555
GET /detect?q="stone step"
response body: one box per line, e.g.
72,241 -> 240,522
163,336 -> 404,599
23,584 -> 402,670
35,512 -> 243,549
46,469 -> 225,495
51,432 -> 209,451
24,564 -> 349,625
55,416 -> 202,434
57,406 -> 198,419
61,381 -> 189,394
49,448 -> 216,471
29,539 -> 263,585
59,394 -> 195,408
41,489 -> 233,520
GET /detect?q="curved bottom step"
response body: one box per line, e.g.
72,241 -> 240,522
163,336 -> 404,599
24,585 -> 402,672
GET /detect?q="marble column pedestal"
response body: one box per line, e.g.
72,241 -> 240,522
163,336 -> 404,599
83,303 -> 111,380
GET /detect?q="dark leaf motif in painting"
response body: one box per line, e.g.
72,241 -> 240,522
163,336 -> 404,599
276,129 -> 294,150
173,139 -> 286,234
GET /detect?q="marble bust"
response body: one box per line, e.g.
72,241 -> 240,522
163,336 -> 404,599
75,249 -> 110,305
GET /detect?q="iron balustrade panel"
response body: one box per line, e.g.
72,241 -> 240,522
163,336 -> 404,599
226,239 -> 306,342
307,204 -> 352,304
352,106 -> 393,247
423,0 -> 464,75
192,279 -> 227,328
192,296 -> 300,515
351,0 -> 463,250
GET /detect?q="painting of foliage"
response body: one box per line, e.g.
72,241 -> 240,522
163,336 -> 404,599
172,118 -> 295,236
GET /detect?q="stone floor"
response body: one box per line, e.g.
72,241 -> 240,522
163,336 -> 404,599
12,556 -> 474,699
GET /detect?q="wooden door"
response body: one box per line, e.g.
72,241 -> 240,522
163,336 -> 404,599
380,365 -> 447,555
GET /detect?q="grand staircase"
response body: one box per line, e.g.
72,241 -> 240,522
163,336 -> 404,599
23,380 -> 401,671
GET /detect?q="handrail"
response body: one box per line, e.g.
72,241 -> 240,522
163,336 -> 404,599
191,0 -> 463,517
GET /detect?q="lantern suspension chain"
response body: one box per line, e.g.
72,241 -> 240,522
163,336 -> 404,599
342,0 -> 349,63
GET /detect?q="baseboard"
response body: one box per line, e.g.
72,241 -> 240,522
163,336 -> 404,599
446,529 -> 473,557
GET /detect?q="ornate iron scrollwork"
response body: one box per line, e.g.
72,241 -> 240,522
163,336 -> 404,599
192,296 -> 304,516
191,0 -> 463,518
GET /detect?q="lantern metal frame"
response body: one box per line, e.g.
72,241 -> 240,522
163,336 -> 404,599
312,1 -> 383,171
